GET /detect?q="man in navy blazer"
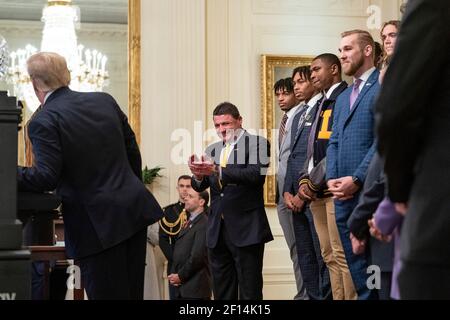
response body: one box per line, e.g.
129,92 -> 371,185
326,30 -> 380,299
189,102 -> 272,300
17,52 -> 164,299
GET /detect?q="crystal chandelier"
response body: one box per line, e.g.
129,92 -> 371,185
0,34 -> 8,81
6,0 -> 109,112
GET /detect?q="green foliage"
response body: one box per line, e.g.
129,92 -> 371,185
142,166 -> 163,185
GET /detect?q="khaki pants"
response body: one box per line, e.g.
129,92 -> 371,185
310,197 -> 357,300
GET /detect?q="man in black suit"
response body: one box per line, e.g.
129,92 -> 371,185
168,189 -> 211,300
188,102 -> 272,300
159,175 -> 191,299
376,0 -> 450,299
17,52 -> 163,300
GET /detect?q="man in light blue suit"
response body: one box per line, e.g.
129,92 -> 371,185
326,30 -> 380,300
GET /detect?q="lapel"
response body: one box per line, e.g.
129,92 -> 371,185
177,212 -> 204,239
344,70 -> 379,124
292,100 -> 320,148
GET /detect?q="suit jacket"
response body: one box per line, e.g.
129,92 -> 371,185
326,69 -> 380,184
376,0 -> 450,265
276,104 -> 302,203
283,100 -> 320,195
191,131 -> 273,248
17,87 -> 164,259
171,212 -> 211,299
299,81 -> 348,195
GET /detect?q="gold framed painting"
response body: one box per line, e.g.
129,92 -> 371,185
261,54 -> 314,207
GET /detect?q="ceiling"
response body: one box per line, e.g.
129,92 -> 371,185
0,0 -> 128,24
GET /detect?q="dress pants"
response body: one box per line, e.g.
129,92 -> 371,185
208,222 -> 265,300
310,197 -> 357,300
293,206 -> 331,300
78,228 -> 147,300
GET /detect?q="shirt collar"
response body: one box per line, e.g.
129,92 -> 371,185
285,104 -> 300,119
305,92 -> 323,109
325,82 -> 342,99
355,67 -> 376,87
226,129 -> 245,146
44,90 -> 55,104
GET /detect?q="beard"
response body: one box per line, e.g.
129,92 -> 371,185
344,56 -> 365,76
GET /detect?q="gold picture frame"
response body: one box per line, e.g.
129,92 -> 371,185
261,54 -> 314,207
128,0 -> 141,145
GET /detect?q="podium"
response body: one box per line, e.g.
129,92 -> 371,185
0,91 -> 30,300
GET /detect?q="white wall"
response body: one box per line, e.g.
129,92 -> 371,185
140,0 -> 403,300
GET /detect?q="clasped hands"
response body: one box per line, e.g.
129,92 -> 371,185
168,273 -> 182,287
327,176 -> 360,201
188,154 -> 217,180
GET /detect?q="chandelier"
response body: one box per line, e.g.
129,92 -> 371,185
6,0 -> 109,112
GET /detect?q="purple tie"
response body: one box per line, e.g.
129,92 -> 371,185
350,78 -> 362,109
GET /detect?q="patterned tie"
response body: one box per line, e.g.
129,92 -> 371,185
350,78 -> 362,109
278,113 -> 288,148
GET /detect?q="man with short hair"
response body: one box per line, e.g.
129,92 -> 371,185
17,52 -> 163,300
188,102 -> 272,300
159,175 -> 192,299
326,30 -> 380,299
168,189 -> 211,300
274,77 -> 307,300
297,53 -> 352,299
284,66 -> 330,300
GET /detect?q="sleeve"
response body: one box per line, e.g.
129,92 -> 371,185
17,117 -> 62,192
376,0 -> 448,202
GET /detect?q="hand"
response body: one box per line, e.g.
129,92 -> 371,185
368,218 -> 392,242
167,273 -> 182,287
395,202 -> 408,216
291,194 -> 305,213
328,176 -> 359,200
298,184 -> 317,202
284,192 -> 294,210
350,232 -> 366,255
188,154 -> 216,179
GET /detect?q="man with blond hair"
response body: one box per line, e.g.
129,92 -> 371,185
326,30 -> 380,299
17,52 -> 163,299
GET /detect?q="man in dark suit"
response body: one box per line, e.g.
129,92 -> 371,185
376,0 -> 450,299
168,189 -> 211,300
283,66 -> 330,300
297,54 -> 353,300
188,102 -> 272,300
326,30 -> 380,299
159,175 -> 191,299
17,52 -> 163,300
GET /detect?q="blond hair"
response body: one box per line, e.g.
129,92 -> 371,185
27,52 -> 71,92
341,29 -> 375,58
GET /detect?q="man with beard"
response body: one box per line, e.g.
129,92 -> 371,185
326,30 -> 380,300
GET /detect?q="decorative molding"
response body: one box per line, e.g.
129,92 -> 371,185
128,0 -> 141,145
252,0 -> 371,17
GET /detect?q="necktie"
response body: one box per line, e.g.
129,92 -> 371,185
278,113 -> 289,148
350,78 -> 362,109
220,143 -> 231,168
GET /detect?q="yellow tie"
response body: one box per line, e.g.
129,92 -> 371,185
220,143 -> 231,168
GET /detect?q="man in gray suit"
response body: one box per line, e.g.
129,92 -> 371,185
274,78 -> 307,300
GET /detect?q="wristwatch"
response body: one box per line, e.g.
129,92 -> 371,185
352,176 -> 363,188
